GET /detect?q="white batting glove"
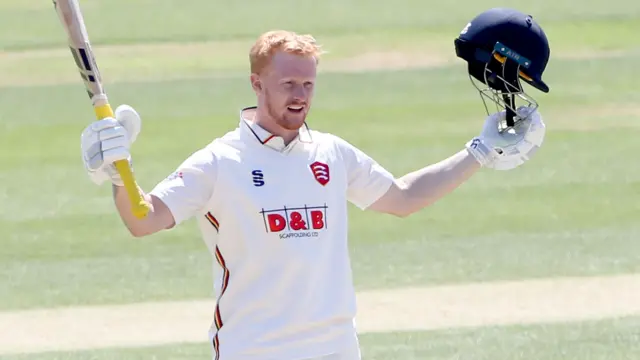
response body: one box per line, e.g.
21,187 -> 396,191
80,104 -> 142,186
466,106 -> 545,171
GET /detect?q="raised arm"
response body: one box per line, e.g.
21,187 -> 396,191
80,104 -> 216,237
367,149 -> 480,217
111,184 -> 175,237
349,107 -> 546,217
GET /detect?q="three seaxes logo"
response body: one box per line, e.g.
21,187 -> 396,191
261,204 -> 328,239
310,161 -> 330,186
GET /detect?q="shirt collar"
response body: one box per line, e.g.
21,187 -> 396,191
239,106 -> 313,152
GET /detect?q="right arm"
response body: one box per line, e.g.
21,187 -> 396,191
112,184 -> 176,237
114,148 -> 217,238
80,104 -> 216,238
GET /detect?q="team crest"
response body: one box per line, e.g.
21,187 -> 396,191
309,161 -> 330,186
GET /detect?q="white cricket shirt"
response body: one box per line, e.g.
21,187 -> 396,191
150,107 -> 395,360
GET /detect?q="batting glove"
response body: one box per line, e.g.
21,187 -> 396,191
466,106 -> 546,171
80,104 -> 142,186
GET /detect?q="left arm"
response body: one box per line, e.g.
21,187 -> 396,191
348,108 -> 546,217
368,149 -> 480,217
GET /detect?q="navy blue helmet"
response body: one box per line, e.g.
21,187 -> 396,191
454,8 -> 551,126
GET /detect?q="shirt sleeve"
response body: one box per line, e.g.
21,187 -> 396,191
334,135 -> 395,210
148,148 -> 217,226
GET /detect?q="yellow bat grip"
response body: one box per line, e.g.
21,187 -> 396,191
94,103 -> 150,219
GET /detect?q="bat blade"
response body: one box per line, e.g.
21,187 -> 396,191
52,0 -> 106,106
52,0 -> 150,219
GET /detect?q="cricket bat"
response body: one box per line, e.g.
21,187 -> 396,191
52,0 -> 150,218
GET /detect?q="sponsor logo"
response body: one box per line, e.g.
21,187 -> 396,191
165,171 -> 183,181
310,161 -> 330,186
261,204 -> 328,239
469,138 -> 481,149
252,170 -> 265,187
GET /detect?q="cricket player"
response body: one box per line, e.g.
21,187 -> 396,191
79,8 -> 550,360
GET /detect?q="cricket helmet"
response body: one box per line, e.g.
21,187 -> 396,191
454,8 -> 551,126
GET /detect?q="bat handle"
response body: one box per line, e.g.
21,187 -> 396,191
114,159 -> 150,218
94,103 -> 151,219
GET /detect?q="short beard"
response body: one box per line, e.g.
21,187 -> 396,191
265,90 -> 306,131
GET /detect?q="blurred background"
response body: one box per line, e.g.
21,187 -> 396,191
1,0 -> 639,359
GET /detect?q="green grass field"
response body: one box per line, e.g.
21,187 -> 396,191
6,317 -> 640,360
1,0 -> 640,359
